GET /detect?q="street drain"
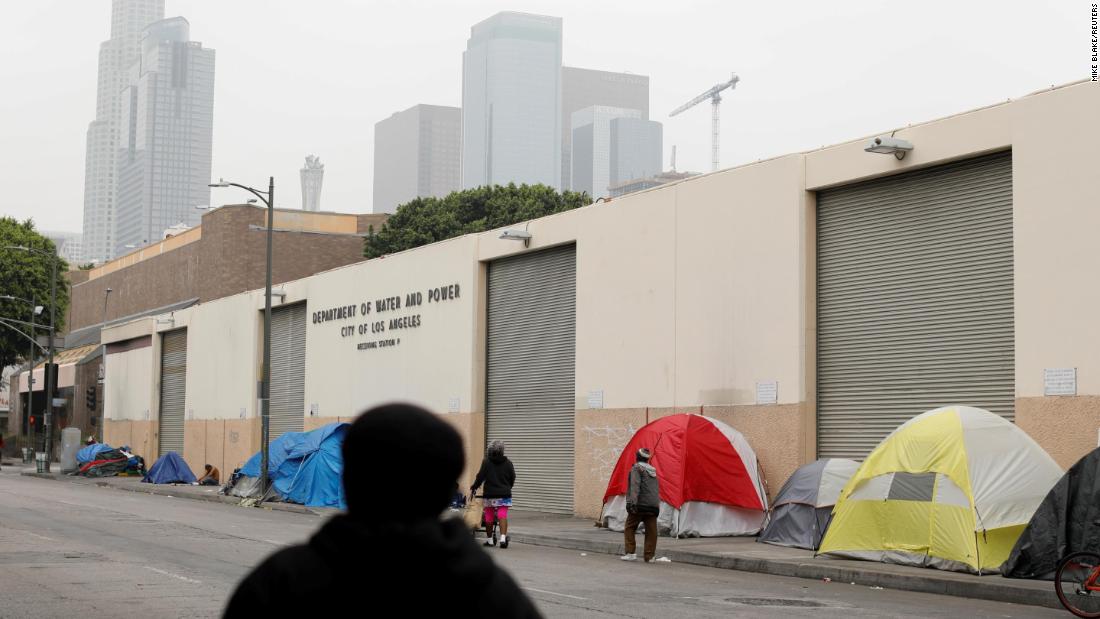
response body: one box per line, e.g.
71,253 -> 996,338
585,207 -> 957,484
725,597 -> 827,608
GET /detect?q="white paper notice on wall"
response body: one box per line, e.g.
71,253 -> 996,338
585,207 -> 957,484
448,398 -> 460,414
143,409 -> 150,420
187,408 -> 194,420
587,390 -> 604,409
1044,368 -> 1077,396
756,381 -> 778,405
309,403 -> 319,417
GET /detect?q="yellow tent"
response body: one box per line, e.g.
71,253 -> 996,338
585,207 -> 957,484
818,406 -> 1062,573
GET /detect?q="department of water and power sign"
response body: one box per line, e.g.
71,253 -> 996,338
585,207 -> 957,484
311,283 -> 461,351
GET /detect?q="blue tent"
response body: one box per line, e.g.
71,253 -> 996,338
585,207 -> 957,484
239,423 -> 348,508
77,443 -> 112,464
143,451 -> 198,484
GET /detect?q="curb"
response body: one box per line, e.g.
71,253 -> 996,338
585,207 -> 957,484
14,469 -> 1058,611
508,531 -> 1060,612
18,470 -> 325,517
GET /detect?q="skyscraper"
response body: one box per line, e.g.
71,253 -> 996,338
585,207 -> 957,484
609,117 -> 663,188
301,155 -> 325,211
560,67 -> 649,191
462,12 -> 561,190
82,0 -> 165,263
373,104 -> 461,214
570,105 -> 641,199
114,17 -> 215,256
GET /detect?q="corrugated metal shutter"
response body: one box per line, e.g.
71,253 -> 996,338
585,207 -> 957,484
158,329 -> 187,457
816,152 -> 1014,459
269,303 -> 306,440
487,244 -> 577,514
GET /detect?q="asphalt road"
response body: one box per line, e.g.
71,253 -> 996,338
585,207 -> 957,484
0,469 -> 1061,618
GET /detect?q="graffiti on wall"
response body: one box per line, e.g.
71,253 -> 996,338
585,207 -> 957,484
581,423 -> 638,483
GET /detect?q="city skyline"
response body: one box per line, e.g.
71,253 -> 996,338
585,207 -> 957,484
0,1 -> 1086,232
461,11 -> 562,190
372,104 -> 461,214
301,154 -> 324,211
112,16 -> 215,256
80,0 -> 164,262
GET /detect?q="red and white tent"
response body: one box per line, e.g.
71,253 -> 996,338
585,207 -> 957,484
601,414 -> 768,537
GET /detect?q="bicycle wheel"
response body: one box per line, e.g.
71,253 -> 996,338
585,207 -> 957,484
1056,551 -> 1100,618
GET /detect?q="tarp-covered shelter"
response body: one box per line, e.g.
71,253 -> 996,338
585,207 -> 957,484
601,414 -> 768,537
1002,446 -> 1100,579
819,406 -> 1062,574
77,443 -> 112,464
758,458 -> 860,550
235,423 -> 348,509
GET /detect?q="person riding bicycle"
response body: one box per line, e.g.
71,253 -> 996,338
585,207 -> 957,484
471,440 -> 515,549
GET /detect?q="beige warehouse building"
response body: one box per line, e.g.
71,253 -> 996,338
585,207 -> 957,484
102,81 -> 1099,518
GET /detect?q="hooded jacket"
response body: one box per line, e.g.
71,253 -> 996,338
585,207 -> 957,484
471,453 -> 516,499
224,514 -> 541,617
626,461 -> 660,515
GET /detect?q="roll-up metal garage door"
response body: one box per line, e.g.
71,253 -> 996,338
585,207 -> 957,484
817,151 -> 1013,459
158,329 -> 187,457
270,303 -> 306,440
487,244 -> 577,514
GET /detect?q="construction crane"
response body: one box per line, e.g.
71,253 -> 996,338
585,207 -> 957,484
669,73 -> 740,172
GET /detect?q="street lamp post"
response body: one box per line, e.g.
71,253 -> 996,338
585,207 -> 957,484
209,177 -> 275,497
4,247 -> 59,468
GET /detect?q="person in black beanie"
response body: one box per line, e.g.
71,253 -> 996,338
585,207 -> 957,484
224,403 -> 542,618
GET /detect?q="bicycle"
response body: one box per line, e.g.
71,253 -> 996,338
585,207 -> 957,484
1055,551 -> 1100,617
471,494 -> 507,548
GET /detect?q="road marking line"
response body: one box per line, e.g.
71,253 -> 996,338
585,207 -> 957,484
526,587 -> 587,601
262,539 -> 284,546
23,531 -> 55,542
144,566 -> 202,585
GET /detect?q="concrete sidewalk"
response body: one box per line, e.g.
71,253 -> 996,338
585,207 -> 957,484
505,510 -> 1060,611
18,467 -> 335,517
16,469 -> 1059,611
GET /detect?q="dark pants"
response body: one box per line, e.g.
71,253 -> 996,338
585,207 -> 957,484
199,478 -> 219,486
624,511 -> 658,561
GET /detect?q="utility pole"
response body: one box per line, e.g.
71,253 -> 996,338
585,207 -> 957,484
27,294 -> 35,453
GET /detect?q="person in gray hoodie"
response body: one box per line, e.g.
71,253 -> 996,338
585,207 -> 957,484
621,447 -> 660,562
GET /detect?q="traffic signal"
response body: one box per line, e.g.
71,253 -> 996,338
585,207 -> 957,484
86,386 -> 97,411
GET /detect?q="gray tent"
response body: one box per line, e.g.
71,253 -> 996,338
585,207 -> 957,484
758,458 -> 859,550
1002,446 -> 1100,579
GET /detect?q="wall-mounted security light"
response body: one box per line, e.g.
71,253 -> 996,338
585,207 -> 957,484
865,136 -> 914,160
499,229 -> 532,248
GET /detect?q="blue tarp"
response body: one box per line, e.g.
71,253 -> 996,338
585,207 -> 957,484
77,443 -> 112,464
143,451 -> 198,484
239,423 -> 348,508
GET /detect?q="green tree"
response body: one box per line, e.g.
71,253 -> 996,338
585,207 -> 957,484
0,217 -> 70,368
364,184 -> 590,259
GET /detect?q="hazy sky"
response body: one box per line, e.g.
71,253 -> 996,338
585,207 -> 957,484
0,1 -> 1089,232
